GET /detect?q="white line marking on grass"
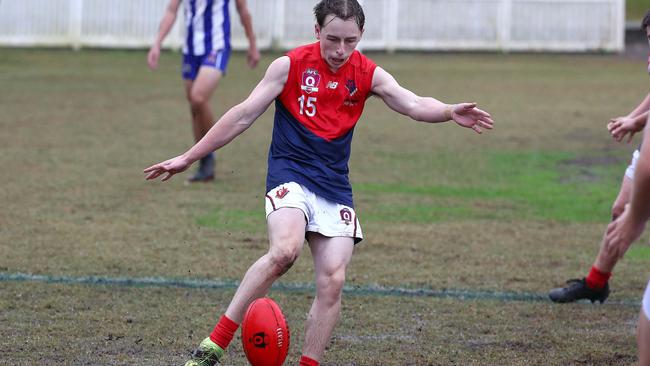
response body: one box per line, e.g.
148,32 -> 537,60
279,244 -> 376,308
0,272 -> 641,306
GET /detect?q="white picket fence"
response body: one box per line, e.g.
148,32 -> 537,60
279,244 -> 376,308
0,0 -> 626,52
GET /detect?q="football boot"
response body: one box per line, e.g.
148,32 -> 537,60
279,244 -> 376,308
549,278 -> 609,303
183,337 -> 224,366
187,155 -> 215,183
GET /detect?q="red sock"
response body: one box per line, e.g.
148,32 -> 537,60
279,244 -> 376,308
585,265 -> 611,290
209,315 -> 239,350
299,355 -> 319,366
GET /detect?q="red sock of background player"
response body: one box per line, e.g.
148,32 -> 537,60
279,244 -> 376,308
299,355 -> 319,366
585,265 -> 611,290
209,315 -> 239,349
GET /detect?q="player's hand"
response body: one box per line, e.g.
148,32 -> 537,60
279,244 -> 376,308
607,117 -> 640,143
147,45 -> 161,70
247,46 -> 260,69
604,204 -> 646,260
451,103 -> 494,134
143,155 -> 191,181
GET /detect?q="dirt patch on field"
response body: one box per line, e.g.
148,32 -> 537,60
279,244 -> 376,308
558,155 -> 624,183
570,352 -> 637,365
561,155 -> 622,168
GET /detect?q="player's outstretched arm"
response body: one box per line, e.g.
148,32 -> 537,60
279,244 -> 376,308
144,56 -> 290,181
370,67 -> 494,134
235,0 -> 260,69
607,111 -> 648,143
626,93 -> 650,119
607,93 -> 650,143
604,119 -> 650,258
148,0 -> 181,70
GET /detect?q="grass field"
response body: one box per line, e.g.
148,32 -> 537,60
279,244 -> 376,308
2,48 -> 650,365
628,0 -> 648,21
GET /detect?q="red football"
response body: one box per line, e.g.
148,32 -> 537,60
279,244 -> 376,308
241,297 -> 290,366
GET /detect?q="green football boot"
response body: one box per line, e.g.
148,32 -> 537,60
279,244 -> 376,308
183,337 -> 225,366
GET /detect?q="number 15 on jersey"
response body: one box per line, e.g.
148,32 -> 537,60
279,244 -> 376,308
298,95 -> 317,117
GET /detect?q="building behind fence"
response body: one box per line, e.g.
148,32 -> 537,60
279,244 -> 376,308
0,0 -> 626,52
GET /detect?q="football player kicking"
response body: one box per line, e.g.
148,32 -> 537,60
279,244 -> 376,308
144,0 -> 493,365
549,11 -> 650,304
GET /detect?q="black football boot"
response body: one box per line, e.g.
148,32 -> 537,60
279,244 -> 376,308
548,278 -> 609,303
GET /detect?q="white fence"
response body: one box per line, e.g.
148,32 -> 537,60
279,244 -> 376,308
0,0 -> 625,52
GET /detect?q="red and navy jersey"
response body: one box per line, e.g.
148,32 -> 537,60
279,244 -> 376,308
266,42 -> 377,207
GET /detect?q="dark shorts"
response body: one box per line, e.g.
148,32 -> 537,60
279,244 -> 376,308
182,48 -> 231,80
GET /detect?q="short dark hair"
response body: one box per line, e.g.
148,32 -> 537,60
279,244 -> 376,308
642,10 -> 650,31
313,0 -> 365,31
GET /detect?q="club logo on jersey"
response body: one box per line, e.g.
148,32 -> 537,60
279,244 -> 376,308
206,49 -> 218,64
326,81 -> 338,89
340,208 -> 353,225
301,68 -> 320,93
250,332 -> 268,348
275,186 -> 289,199
345,79 -> 357,97
343,79 -> 360,106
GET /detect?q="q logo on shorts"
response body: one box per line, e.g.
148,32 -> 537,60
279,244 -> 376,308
340,208 -> 352,225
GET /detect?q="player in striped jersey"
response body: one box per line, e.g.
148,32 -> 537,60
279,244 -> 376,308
145,1 -> 492,365
148,0 -> 260,182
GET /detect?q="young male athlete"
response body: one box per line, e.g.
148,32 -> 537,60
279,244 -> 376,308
148,0 -> 260,182
601,115 -> 650,365
549,12 -> 650,303
145,1 -> 493,364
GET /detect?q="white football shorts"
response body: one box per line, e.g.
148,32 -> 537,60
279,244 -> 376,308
625,149 -> 640,180
641,281 -> 650,319
265,182 -> 363,243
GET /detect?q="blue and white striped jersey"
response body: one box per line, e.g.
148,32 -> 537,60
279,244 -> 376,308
182,0 -> 231,56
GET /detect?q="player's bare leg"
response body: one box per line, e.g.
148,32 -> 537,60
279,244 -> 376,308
184,67 -> 222,182
185,208 -> 306,366
611,176 -> 633,221
549,177 -> 633,303
301,234 -> 354,361
224,207 -> 307,323
189,67 -> 221,140
593,176 -> 633,271
639,309 -> 650,366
